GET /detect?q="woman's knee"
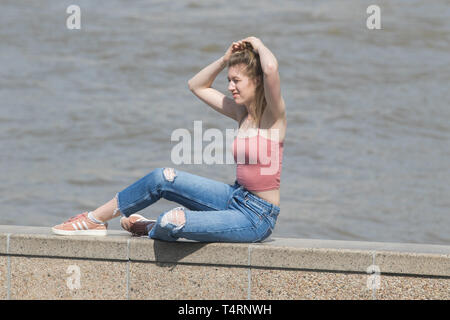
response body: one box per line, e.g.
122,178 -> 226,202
143,167 -> 176,189
148,167 -> 178,184
162,167 -> 177,182
150,207 -> 186,241
160,207 -> 186,229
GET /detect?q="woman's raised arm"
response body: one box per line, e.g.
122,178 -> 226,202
238,37 -> 285,119
188,42 -> 243,122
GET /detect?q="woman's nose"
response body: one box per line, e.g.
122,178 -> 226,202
228,81 -> 235,91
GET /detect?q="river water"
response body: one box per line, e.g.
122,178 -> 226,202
1,0 -> 449,244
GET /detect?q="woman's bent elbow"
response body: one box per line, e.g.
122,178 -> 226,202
188,80 -> 205,93
187,80 -> 194,91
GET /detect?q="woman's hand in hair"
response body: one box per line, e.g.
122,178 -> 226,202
223,41 -> 242,63
239,36 -> 263,53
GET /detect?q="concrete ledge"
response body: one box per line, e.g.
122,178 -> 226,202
0,225 -> 449,299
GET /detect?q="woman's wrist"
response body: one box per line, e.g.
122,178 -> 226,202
220,55 -> 228,67
252,40 -> 263,53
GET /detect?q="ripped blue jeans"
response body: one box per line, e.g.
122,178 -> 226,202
116,168 -> 280,242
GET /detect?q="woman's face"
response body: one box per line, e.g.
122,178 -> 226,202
227,64 -> 258,107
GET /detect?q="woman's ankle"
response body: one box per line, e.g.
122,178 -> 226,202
87,211 -> 106,224
90,197 -> 121,223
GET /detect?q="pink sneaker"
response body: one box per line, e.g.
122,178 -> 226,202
120,214 -> 156,237
52,212 -> 108,236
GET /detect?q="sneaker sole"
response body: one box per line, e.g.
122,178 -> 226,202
52,227 -> 107,236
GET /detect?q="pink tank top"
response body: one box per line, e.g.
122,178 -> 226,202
232,128 -> 284,191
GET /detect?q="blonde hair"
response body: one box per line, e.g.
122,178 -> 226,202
228,42 -> 266,127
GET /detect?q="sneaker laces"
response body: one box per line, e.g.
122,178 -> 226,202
64,212 -> 88,223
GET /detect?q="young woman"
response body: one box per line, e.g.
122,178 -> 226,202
52,36 -> 287,243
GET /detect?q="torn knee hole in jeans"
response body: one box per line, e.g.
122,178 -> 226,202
163,167 -> 177,182
161,207 -> 186,228
112,193 -> 121,217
